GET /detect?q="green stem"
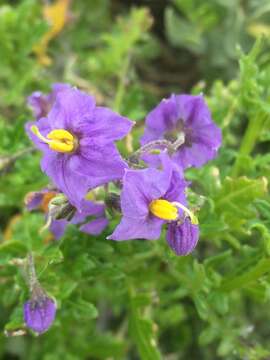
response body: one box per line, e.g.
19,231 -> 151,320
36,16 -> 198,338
231,112 -> 267,176
12,147 -> 35,160
113,55 -> 133,152
27,252 -> 39,292
113,55 -> 130,113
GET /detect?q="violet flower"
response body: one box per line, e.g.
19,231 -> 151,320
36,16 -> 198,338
166,218 -> 199,256
25,189 -> 108,239
23,253 -> 57,335
24,293 -> 56,335
26,86 -> 133,208
108,154 -> 199,256
140,94 -> 222,169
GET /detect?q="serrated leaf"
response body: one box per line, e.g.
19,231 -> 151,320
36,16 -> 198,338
165,7 -> 204,53
220,257 -> 270,292
214,176 -> 267,232
0,240 -> 27,264
70,299 -> 98,320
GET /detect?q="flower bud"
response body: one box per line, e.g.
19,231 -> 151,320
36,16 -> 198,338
166,219 -> 199,256
105,193 -> 121,213
48,194 -> 76,221
23,285 -> 56,334
0,155 -> 14,175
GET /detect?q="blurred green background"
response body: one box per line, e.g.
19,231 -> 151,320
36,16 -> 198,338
1,0 -> 270,359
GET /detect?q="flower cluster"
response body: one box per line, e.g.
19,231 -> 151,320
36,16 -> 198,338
24,84 -> 221,333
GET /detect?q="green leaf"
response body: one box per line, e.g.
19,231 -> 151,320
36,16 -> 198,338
165,7 -> 205,53
220,257 -> 270,292
69,299 -> 98,320
214,176 -> 268,232
129,293 -> 162,360
0,240 -> 27,264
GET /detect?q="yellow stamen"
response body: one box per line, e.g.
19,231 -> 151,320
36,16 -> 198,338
172,202 -> 199,225
149,199 -> 178,221
31,125 -> 77,153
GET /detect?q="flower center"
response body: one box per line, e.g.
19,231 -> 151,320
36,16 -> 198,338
31,125 -> 78,153
149,199 -> 198,224
149,199 -> 178,220
164,120 -> 193,149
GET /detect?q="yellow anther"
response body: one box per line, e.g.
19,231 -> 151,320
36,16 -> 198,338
149,199 -> 178,221
47,129 -> 75,152
31,125 -> 77,153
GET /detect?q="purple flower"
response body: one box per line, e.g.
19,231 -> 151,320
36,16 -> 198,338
24,293 -> 56,334
25,189 -> 108,239
27,83 -> 70,120
26,86 -> 133,208
140,94 -> 222,169
166,218 -> 199,256
108,154 -> 199,255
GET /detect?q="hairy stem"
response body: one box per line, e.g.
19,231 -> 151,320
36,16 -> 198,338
129,139 -> 174,164
129,134 -> 185,165
27,252 -> 38,292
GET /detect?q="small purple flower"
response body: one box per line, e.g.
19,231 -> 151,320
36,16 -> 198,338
140,94 -> 222,169
26,86 -> 133,208
27,83 -> 70,120
166,218 -> 199,256
24,291 -> 56,334
25,189 -> 108,239
108,154 -> 199,255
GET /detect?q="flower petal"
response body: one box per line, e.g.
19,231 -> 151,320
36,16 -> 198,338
164,167 -> 187,204
140,95 -> 179,145
25,191 -> 44,211
48,87 -> 96,130
50,219 -> 68,239
72,200 -> 105,224
176,95 -> 212,127
27,92 -> 50,120
174,140 -> 219,169
25,118 -> 51,152
40,152 -> 90,208
120,163 -> 173,219
108,216 -> 163,241
81,106 -> 133,144
80,217 -> 109,235
71,144 -> 127,189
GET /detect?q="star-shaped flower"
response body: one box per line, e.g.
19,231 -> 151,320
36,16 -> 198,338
26,86 -> 133,209
108,154 -> 199,256
140,94 -> 222,169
